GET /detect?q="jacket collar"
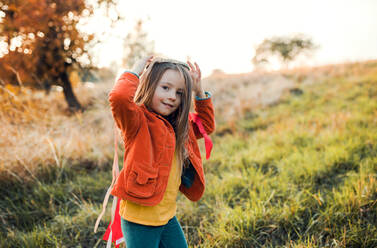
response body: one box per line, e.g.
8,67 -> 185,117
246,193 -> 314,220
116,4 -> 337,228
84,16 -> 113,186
140,104 -> 175,132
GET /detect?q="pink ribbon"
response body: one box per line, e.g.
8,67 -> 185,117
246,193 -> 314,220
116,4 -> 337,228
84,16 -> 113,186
189,113 -> 213,159
102,198 -> 124,247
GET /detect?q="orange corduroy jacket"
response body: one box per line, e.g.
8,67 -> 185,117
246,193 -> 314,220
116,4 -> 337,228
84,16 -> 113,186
108,72 -> 215,206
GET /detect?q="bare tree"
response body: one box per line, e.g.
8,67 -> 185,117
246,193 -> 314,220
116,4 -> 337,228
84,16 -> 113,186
122,19 -> 155,69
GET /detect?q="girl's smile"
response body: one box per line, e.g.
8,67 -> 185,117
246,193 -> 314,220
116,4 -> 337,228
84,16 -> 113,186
151,69 -> 185,116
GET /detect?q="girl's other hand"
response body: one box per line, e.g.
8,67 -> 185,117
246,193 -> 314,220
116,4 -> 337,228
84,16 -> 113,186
187,61 -> 205,99
132,55 -> 154,76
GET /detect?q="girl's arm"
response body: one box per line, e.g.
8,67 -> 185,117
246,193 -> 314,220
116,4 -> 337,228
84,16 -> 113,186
108,56 -> 153,140
187,61 -> 215,138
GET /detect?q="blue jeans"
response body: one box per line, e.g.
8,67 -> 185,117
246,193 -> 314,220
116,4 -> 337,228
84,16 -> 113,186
120,216 -> 188,248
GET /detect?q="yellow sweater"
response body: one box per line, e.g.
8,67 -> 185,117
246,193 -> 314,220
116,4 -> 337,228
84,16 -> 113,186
119,152 -> 181,226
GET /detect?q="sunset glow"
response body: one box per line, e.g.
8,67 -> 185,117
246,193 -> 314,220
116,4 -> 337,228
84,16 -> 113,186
93,0 -> 377,76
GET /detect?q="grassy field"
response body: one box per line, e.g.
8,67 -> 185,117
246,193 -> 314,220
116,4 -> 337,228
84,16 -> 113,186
1,61 -> 376,247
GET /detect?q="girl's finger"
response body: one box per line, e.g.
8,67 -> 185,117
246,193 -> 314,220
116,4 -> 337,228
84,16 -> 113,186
187,61 -> 195,72
145,56 -> 154,69
194,62 -> 201,79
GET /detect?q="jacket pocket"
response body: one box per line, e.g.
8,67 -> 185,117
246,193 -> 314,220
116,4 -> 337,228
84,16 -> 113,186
126,164 -> 158,199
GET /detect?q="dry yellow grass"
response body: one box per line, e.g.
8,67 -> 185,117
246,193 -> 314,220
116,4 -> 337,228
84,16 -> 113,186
0,81 -> 115,182
280,59 -> 377,84
202,70 -> 296,124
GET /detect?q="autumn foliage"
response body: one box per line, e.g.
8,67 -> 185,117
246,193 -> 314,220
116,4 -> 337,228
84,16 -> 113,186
0,0 -> 117,110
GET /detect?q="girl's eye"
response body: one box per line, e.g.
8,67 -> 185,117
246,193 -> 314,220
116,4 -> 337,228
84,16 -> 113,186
162,86 -> 169,91
177,91 -> 183,96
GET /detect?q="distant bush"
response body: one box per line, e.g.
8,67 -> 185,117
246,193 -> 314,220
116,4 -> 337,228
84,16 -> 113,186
252,34 -> 318,70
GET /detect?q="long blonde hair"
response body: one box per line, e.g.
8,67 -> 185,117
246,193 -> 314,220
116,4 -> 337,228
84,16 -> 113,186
134,58 -> 193,170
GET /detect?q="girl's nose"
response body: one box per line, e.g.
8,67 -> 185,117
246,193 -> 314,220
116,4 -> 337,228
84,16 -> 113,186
168,91 -> 176,101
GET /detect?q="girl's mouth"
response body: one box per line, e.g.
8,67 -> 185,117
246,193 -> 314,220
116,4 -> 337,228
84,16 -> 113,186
163,102 -> 174,108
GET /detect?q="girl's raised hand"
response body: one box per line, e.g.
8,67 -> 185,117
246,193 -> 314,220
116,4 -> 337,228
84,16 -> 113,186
187,61 -> 205,99
132,55 -> 154,76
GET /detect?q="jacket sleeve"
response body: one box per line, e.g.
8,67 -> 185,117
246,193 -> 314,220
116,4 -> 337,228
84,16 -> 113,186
108,72 -> 142,141
191,96 -> 215,139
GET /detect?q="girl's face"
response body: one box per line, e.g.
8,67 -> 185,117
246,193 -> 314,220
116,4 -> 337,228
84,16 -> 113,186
151,69 -> 185,116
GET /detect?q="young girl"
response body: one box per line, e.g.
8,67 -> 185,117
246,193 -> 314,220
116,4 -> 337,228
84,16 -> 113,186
108,55 -> 215,247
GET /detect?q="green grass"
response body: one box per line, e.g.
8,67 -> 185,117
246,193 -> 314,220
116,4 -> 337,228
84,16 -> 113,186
0,164 -> 114,247
1,62 -> 377,247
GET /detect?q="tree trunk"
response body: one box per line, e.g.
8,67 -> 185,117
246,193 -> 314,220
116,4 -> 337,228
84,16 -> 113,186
60,71 -> 82,111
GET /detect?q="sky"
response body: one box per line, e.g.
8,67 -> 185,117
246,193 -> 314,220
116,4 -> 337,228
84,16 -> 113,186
92,0 -> 377,77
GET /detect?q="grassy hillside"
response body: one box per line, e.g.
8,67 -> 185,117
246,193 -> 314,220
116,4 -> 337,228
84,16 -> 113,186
1,60 -> 376,247
178,61 -> 377,247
